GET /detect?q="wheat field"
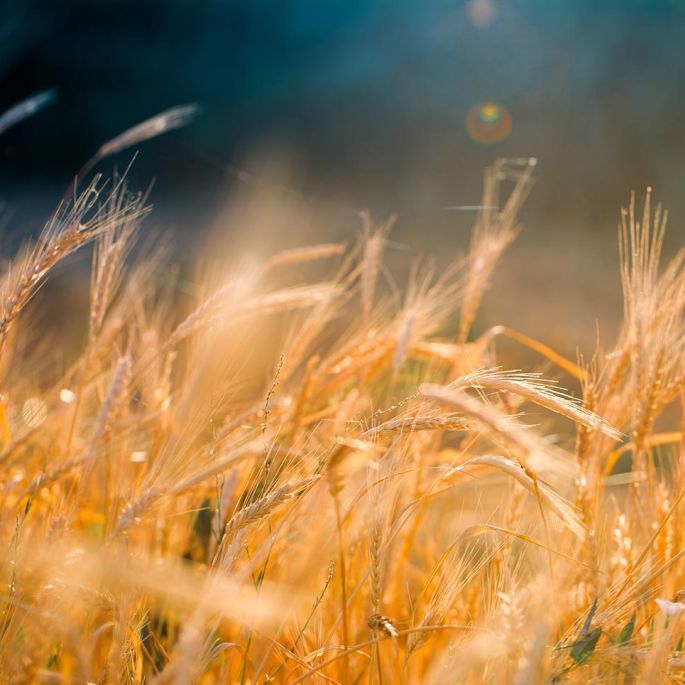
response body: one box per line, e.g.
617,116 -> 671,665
1,150 -> 685,684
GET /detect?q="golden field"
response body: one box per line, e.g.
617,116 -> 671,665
2,150 -> 685,684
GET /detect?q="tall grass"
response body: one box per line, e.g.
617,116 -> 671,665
1,154 -> 685,684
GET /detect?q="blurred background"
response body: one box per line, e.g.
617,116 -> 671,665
1,0 -> 684,356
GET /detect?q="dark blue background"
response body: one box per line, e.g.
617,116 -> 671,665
1,0 -> 684,238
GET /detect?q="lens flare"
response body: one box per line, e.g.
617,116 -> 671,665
466,102 -> 511,144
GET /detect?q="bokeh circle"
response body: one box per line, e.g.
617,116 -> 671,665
466,103 -> 512,144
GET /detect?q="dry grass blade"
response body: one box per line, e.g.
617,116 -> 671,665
479,325 -> 583,379
265,243 -> 346,269
0,89 -> 56,135
80,104 -> 200,179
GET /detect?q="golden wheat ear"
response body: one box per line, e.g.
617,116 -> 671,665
360,211 -> 395,319
0,177 -> 148,358
449,368 -> 622,440
419,382 -> 577,479
458,157 -> 535,344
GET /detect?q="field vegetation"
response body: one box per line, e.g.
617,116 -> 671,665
1,140 -> 684,683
